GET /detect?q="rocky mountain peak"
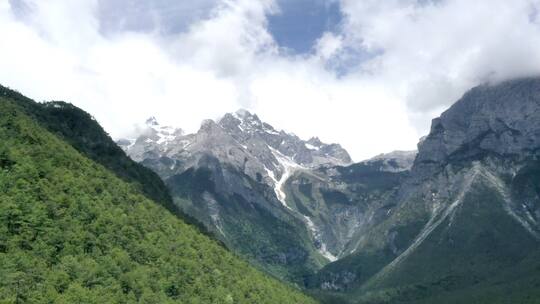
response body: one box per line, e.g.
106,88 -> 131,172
415,77 -> 540,172
200,118 -> 221,132
234,108 -> 261,121
115,78 -> 540,299
119,110 -> 354,267
307,137 -> 323,147
214,109 -> 352,166
366,150 -> 417,172
120,110 -> 353,180
218,109 -> 273,137
145,116 -> 159,126
144,117 -> 183,142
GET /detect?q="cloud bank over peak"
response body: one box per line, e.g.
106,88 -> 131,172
1,0 -> 540,160
338,0 -> 540,126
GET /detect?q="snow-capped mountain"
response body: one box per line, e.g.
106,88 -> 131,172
119,109 -> 351,204
118,79 -> 540,301
116,116 -> 184,163
118,109 -> 355,280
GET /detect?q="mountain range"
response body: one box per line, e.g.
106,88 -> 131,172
120,77 -> 540,303
118,109 -> 361,281
2,76 -> 540,304
311,78 -> 540,303
0,85 -> 316,303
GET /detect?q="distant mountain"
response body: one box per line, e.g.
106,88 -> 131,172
119,110 -> 355,281
10,73 -> 540,304
119,78 -> 540,304
310,78 -> 540,303
119,109 -> 351,180
0,85 -> 317,303
367,150 -> 417,172
119,107 -> 422,285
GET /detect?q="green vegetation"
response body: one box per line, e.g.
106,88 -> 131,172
0,85 -> 170,207
0,84 -> 215,241
284,165 -> 408,290
311,164 -> 540,304
0,96 -> 317,303
167,167 -> 325,284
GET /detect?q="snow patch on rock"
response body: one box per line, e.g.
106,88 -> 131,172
269,146 -> 301,210
304,215 -> 337,262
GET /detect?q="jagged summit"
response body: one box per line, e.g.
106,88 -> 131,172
234,108 -> 251,117
121,110 -> 352,170
116,78 -> 540,298
219,110 -> 266,135
312,77 -> 540,301
219,109 -> 289,140
417,78 -> 540,167
307,137 -> 323,147
365,150 -> 418,172
145,116 -> 159,126
118,109 -> 354,267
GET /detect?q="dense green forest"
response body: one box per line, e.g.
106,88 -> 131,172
0,95 -> 317,303
0,85 -> 211,235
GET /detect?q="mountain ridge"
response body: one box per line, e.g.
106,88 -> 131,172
4,76 -> 540,303
310,77 -> 540,303
119,77 -> 540,303
118,104 -> 424,286
0,89 -> 317,303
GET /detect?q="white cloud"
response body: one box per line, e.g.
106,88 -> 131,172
2,0 -> 540,160
0,0 -> 248,138
339,0 -> 540,128
315,32 -> 343,60
250,67 -> 418,159
96,0 -> 219,34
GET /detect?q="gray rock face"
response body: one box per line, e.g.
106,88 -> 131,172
218,110 -> 352,168
117,78 -> 540,298
118,108 -> 420,269
313,78 -> 540,298
285,160 -> 409,261
118,109 -> 356,281
401,77 -> 540,250
119,109 -> 351,183
366,150 -> 417,172
416,78 -> 540,168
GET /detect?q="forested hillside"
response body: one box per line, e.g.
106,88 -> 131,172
0,94 -> 316,303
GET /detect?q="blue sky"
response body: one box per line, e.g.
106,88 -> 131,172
2,0 -> 540,160
267,0 -> 343,54
94,0 -> 344,54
